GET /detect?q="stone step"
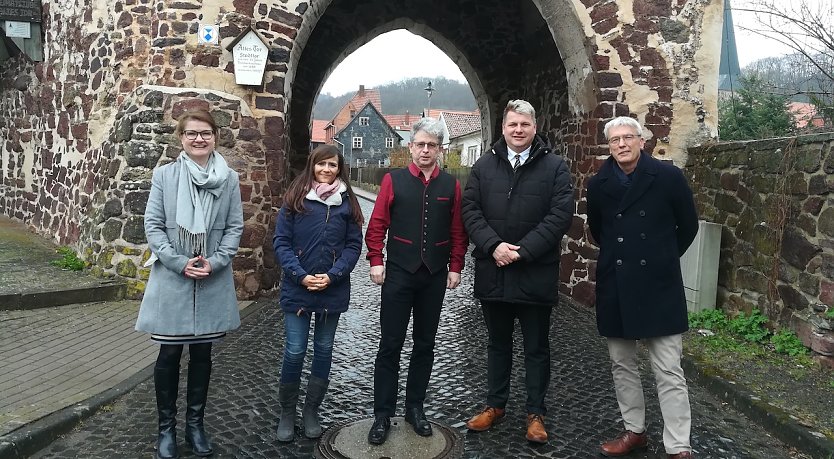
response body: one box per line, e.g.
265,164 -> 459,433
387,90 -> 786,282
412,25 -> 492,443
0,281 -> 126,311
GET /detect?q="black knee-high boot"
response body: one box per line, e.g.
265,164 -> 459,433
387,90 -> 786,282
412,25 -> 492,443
302,376 -> 329,438
185,362 -> 213,456
154,365 -> 180,459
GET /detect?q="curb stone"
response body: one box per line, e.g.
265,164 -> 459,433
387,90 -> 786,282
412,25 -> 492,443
681,354 -> 834,458
0,282 -> 126,312
0,299 -> 269,459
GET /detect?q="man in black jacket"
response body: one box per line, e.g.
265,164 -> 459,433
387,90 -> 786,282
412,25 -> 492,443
461,100 -> 574,443
587,116 -> 698,459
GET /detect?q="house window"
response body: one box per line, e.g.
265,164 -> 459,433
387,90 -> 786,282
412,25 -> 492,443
359,117 -> 369,126
352,136 -> 363,149
468,145 -> 478,156
386,137 -> 394,148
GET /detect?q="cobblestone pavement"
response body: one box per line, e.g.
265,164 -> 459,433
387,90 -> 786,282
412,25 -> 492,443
31,199 -> 808,459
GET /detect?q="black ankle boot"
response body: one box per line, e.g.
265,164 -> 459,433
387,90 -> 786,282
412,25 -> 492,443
185,362 -> 213,456
154,366 -> 180,459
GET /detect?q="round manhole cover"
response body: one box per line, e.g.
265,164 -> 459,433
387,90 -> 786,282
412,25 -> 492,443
315,416 -> 463,459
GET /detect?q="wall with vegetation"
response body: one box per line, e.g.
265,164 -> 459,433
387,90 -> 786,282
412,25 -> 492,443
685,132 -> 834,364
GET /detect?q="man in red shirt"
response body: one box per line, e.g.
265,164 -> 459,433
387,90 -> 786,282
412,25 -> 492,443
365,117 -> 468,445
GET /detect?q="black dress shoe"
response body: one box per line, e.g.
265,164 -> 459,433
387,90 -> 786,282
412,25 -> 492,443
367,416 -> 391,445
404,407 -> 433,437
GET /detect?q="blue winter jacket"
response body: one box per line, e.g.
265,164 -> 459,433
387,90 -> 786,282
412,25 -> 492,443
273,188 -> 363,314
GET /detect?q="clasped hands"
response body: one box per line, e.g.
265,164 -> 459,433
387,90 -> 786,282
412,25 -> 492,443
302,273 -> 331,292
493,242 -> 521,267
183,256 -> 212,279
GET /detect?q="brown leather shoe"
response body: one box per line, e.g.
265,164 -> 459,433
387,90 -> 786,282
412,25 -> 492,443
668,451 -> 694,458
525,414 -> 548,444
465,406 -> 505,431
600,430 -> 648,456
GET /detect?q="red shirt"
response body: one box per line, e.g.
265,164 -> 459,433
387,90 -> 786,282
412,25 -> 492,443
365,163 -> 468,273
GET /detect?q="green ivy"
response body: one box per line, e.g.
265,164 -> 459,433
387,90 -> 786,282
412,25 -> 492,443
728,309 -> 770,344
51,246 -> 85,271
688,309 -> 729,331
826,309 -> 834,320
770,330 -> 807,356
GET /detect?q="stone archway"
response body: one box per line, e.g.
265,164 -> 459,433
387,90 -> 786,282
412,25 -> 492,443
285,0 -> 592,171
0,0 -> 722,302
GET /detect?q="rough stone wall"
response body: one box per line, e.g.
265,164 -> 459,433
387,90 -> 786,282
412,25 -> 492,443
686,133 -> 834,365
0,0 -> 723,301
0,0 -> 309,297
84,88 -> 273,298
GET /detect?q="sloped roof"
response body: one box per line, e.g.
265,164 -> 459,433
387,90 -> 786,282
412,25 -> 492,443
347,87 -> 382,116
423,109 -> 444,119
719,0 -> 741,92
443,111 -> 482,139
788,102 -> 825,128
310,119 -> 328,143
384,113 -> 415,130
335,101 -> 402,140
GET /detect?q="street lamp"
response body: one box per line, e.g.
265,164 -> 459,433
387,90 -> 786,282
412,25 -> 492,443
424,81 -> 434,116
348,127 -> 354,172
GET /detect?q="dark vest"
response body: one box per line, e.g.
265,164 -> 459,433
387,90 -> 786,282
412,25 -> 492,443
387,168 -> 455,274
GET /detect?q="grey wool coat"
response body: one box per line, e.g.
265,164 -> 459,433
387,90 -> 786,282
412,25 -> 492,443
135,161 -> 244,336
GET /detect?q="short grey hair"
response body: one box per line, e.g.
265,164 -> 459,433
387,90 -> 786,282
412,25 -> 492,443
411,117 -> 445,144
503,99 -> 536,122
603,116 -> 643,139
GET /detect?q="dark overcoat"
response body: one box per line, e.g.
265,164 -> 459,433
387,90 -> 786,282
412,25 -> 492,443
273,190 -> 363,315
586,152 -> 698,339
462,135 -> 574,306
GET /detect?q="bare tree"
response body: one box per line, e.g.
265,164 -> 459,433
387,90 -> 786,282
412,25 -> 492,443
735,0 -> 834,122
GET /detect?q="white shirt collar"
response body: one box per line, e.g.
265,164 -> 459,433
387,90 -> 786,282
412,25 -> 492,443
507,145 -> 531,166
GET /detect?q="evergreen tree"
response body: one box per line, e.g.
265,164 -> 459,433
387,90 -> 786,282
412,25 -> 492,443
719,74 -> 796,141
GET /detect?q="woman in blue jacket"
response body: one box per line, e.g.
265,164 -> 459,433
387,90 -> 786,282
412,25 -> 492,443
273,145 -> 364,441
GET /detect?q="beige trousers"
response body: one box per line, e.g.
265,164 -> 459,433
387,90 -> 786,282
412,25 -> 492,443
607,334 -> 691,454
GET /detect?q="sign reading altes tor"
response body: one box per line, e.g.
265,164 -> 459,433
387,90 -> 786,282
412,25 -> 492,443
225,27 -> 269,86
0,0 -> 40,22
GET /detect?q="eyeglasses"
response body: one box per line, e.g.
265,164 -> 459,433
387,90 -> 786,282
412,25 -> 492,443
183,130 -> 215,140
412,142 -> 439,150
607,134 -> 640,145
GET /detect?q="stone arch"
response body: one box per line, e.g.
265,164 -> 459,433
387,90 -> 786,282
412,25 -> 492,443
293,18 -> 492,159
285,0 -> 598,171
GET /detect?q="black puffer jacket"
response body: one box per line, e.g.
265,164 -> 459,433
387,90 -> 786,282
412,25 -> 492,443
462,135 -> 574,305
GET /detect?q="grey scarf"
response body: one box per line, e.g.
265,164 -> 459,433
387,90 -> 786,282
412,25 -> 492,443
176,151 -> 231,256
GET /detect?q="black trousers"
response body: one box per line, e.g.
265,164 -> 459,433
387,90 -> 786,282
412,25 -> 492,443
481,300 -> 552,415
373,262 -> 447,417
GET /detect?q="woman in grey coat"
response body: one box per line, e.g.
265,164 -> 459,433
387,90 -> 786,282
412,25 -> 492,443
135,109 -> 243,459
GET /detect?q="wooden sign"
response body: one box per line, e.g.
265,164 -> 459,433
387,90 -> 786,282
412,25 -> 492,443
226,27 -> 269,86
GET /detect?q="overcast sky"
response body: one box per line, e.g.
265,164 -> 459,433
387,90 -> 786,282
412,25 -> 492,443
319,2 -> 822,96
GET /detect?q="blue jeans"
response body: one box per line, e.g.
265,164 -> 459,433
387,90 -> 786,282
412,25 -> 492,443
280,311 -> 341,383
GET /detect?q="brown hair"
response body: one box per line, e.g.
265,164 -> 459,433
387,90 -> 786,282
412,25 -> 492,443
175,109 -> 218,137
282,145 -> 364,226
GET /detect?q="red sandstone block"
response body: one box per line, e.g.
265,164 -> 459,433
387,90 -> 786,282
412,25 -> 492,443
820,281 -> 834,307
810,332 -> 834,356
